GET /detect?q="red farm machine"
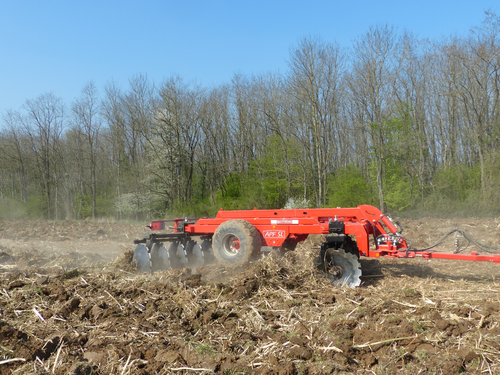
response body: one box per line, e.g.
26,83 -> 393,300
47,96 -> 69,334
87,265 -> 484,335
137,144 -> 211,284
133,205 -> 500,287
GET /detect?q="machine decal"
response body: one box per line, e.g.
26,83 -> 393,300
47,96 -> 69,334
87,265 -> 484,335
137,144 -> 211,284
263,230 -> 287,238
271,219 -> 299,225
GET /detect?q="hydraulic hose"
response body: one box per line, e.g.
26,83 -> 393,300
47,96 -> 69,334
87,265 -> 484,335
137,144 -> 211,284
407,228 -> 499,254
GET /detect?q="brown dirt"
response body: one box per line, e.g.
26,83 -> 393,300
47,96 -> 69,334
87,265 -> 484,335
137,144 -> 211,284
0,217 -> 500,374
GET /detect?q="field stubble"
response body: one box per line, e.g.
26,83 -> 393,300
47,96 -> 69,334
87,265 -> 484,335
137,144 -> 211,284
0,217 -> 500,374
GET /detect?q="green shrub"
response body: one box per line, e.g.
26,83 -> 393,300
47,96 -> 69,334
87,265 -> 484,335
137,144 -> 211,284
327,166 -> 374,208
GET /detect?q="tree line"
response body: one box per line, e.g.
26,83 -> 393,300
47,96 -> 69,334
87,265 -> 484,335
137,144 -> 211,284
1,12 -> 499,220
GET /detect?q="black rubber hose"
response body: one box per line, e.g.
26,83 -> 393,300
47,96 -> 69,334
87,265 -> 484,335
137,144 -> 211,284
408,228 -> 499,254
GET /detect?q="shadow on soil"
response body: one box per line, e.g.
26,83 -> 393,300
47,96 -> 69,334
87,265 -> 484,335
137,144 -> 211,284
360,258 -> 499,286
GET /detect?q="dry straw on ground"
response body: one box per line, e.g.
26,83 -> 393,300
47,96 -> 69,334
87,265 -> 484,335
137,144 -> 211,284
0,219 -> 499,374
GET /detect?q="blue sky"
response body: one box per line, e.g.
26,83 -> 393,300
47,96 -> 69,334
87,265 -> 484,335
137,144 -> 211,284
0,1 -> 498,115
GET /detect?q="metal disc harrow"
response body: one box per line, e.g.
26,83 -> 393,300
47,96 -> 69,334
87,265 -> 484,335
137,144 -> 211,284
133,239 -> 217,273
133,205 -> 500,288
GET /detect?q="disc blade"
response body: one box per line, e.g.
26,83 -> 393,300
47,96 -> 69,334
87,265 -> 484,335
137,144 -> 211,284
168,242 -> 185,269
151,243 -> 170,271
186,240 -> 204,269
200,240 -> 217,265
325,248 -> 362,288
133,244 -> 150,273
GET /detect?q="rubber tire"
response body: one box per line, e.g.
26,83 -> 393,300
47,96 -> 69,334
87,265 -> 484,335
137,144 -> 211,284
213,220 -> 261,265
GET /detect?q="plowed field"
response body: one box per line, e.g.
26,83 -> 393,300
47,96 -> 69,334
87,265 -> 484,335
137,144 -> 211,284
1,217 -> 500,374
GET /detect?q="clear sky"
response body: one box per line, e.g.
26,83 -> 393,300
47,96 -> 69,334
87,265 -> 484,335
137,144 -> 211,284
0,0 -> 498,115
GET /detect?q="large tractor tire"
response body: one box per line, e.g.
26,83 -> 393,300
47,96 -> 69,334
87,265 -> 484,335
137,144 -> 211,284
212,220 -> 261,266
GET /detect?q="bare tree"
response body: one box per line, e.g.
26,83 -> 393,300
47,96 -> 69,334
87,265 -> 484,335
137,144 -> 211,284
287,36 -> 346,207
0,111 -> 31,204
348,25 -> 399,211
22,93 -> 65,219
102,77 -> 155,220
147,76 -> 204,208
455,12 -> 500,195
71,81 -> 102,219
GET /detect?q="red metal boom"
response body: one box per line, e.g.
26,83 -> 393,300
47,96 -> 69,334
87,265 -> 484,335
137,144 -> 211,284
147,205 -> 500,264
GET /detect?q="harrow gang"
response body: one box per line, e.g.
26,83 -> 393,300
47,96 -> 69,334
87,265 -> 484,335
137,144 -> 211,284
133,205 -> 500,286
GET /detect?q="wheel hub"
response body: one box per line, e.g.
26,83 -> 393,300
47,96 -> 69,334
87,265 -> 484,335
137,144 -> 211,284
222,234 -> 241,257
328,264 -> 344,279
230,238 -> 241,252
